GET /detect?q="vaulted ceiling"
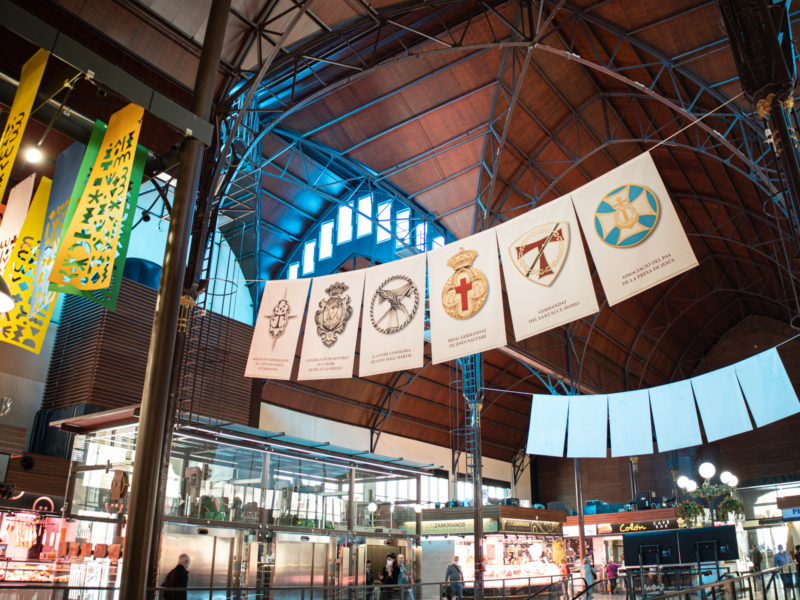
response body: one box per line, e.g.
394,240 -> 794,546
2,0 -> 798,461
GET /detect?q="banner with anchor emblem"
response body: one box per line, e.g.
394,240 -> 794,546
245,278 -> 311,380
496,194 -> 599,341
427,229 -> 506,364
571,152 -> 697,306
358,253 -> 427,377
298,269 -> 366,380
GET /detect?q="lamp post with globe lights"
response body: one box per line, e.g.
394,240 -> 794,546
676,462 -> 742,525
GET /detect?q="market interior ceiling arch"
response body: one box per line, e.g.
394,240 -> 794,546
2,0 -> 798,461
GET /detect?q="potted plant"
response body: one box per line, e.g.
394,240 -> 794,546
716,496 -> 744,522
678,500 -> 703,526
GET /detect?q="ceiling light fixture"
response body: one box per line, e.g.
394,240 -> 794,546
24,145 -> 43,164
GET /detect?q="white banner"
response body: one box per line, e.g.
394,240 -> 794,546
298,269 -> 366,380
496,194 -> 599,340
245,278 -> 311,380
0,174 -> 36,274
527,395 -> 569,457
571,152 -> 697,306
359,253 -> 427,377
427,229 -> 507,364
566,394 -> 608,458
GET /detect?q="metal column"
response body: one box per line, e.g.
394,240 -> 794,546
119,1 -> 230,598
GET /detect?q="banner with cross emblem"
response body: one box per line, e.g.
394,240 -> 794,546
358,252 -> 426,377
571,152 -> 697,306
298,269 -> 366,380
246,277 -> 311,380
427,229 -> 506,364
496,194 -> 598,341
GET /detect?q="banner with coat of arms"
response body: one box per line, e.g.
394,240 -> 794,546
427,229 -> 507,364
571,152 -> 697,306
496,194 -> 599,341
246,278 -> 311,380
297,269 -> 366,380
359,253 -> 427,377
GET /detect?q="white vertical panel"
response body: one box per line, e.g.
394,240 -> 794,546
527,395 -> 569,456
691,366 -> 752,442
608,389 -> 653,457
649,380 -> 702,451
567,395 -> 608,458
735,348 -> 800,427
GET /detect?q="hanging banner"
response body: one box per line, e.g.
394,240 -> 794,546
31,142 -> 85,315
0,49 -> 49,216
0,174 -> 36,274
571,152 -> 697,306
49,103 -> 145,292
359,253 -> 427,377
245,277 -> 311,380
566,395 -> 608,458
496,194 -> 599,341
0,177 -> 53,353
691,366 -> 752,442
527,395 -> 569,457
608,389 -> 653,457
648,380 -> 702,452
298,269 -> 366,380
427,229 -> 507,364
734,348 -> 799,428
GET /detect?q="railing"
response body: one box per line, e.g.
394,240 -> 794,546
642,564 -> 798,600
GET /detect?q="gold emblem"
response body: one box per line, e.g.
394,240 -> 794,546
315,281 -> 352,346
441,247 -> 488,320
510,222 -> 569,287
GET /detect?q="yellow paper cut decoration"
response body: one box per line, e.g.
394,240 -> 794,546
49,103 -> 144,291
0,49 -> 49,217
0,176 -> 53,353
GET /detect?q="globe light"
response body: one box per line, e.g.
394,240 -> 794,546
728,475 -> 738,487
367,502 -> 378,512
24,146 -> 43,164
414,504 -> 423,514
698,462 -> 716,480
720,471 -> 733,485
677,476 -> 690,489
685,480 -> 698,492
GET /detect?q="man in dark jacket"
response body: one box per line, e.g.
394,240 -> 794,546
161,553 -> 190,600
381,552 -> 401,600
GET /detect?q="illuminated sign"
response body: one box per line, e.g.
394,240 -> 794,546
402,518 -> 498,535
499,518 -> 563,535
594,519 -> 678,535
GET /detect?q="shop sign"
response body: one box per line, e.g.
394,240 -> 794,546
563,524 -> 597,537
781,507 -> 800,521
0,492 -> 63,514
403,518 -> 498,535
499,518 -> 563,535
594,519 -> 678,535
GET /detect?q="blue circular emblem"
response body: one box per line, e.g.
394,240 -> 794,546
594,184 -> 660,248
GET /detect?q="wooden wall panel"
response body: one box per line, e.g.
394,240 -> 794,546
0,424 -> 27,454
42,278 -> 253,426
5,454 -> 69,497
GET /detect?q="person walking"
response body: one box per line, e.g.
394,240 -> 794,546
381,552 -> 401,600
583,557 -> 595,600
365,559 -> 375,600
775,544 -> 792,588
560,559 -> 571,599
794,546 -> 800,587
606,559 -> 620,593
398,554 -> 414,600
752,547 -> 763,572
161,553 -> 190,600
444,556 -> 464,600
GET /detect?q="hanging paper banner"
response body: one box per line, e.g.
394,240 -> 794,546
496,194 -> 599,341
566,394 -> 608,458
49,103 -> 145,292
571,152 -> 698,305
0,49 -> 49,216
427,229 -> 507,364
691,366 -> 752,442
359,253 -> 427,377
0,174 -> 36,274
527,395 -> 569,457
31,142 -> 85,315
735,348 -> 800,427
246,278 -> 311,380
608,389 -> 653,457
648,380 -> 702,452
298,269 -> 366,380
0,177 -> 52,353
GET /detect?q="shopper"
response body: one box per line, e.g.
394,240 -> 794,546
606,559 -> 619,593
794,546 -> 800,587
381,552 -> 401,600
775,544 -> 793,588
583,557 -> 595,600
161,553 -> 190,600
560,559 -> 571,598
444,556 -> 464,600
365,559 -> 374,600
398,554 -> 414,600
752,547 -> 763,572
